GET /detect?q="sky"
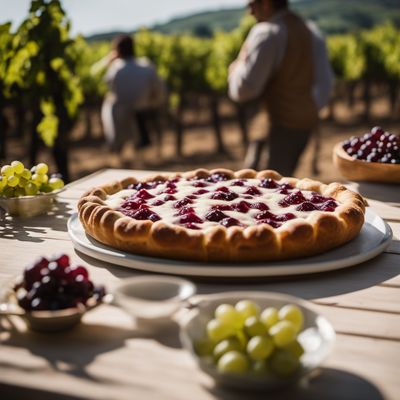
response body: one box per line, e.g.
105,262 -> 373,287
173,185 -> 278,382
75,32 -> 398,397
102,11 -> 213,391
1,0 -> 246,36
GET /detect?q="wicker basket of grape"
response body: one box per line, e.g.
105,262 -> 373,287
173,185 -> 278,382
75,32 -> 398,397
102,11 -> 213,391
333,127 -> 400,184
0,161 -> 65,217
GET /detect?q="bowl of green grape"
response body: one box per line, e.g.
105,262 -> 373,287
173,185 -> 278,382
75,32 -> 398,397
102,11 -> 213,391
0,161 -> 65,218
180,291 -> 335,391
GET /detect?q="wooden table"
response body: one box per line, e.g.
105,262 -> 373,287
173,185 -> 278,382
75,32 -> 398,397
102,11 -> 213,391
1,169 -> 399,400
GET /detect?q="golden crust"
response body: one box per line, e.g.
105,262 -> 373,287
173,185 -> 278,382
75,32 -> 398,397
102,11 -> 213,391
77,169 -> 366,262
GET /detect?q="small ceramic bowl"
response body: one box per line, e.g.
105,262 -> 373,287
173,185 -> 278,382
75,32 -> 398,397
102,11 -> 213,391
180,291 -> 335,391
112,275 -> 196,330
0,278 -> 109,332
0,189 -> 64,218
333,142 -> 400,183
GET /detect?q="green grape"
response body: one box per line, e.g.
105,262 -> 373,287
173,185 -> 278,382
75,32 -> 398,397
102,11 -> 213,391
252,359 -> 271,374
40,183 -> 53,193
14,187 -> 25,197
207,318 -> 235,343
260,307 -> 279,329
269,349 -> 300,376
7,175 -> 19,187
246,336 -> 274,361
25,182 -> 39,196
215,303 -> 243,329
31,173 -> 40,183
285,339 -> 304,359
235,300 -> 260,320
21,168 -> 32,180
279,304 -> 304,333
0,176 -> 6,190
11,160 -> 24,174
18,177 -> 29,188
32,173 -> 49,184
1,165 -> 14,177
217,351 -> 249,374
194,338 -> 214,357
269,321 -> 297,348
235,330 -> 249,349
2,186 -> 15,197
244,316 -> 268,337
213,337 -> 243,360
48,177 -> 64,190
35,163 -> 49,175
38,173 -> 49,184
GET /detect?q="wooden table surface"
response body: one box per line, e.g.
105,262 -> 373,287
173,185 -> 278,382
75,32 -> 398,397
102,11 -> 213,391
1,169 -> 399,400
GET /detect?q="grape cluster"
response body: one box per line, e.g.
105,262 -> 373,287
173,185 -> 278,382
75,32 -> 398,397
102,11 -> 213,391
0,161 -> 64,198
14,254 -> 105,312
194,300 -> 305,377
342,126 -> 400,164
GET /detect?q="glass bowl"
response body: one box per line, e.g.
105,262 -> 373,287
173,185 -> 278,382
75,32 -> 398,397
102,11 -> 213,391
0,189 -> 64,218
180,291 -> 335,391
112,275 -> 196,330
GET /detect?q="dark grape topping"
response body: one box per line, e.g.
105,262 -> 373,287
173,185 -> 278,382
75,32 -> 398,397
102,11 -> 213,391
212,204 -> 234,211
257,219 -> 281,228
206,173 -> 230,183
193,189 -> 209,195
128,182 -> 151,191
152,199 -> 165,207
120,174 -> 340,230
164,188 -> 177,194
220,217 -> 241,227
278,191 -> 306,207
175,206 -> 195,216
163,194 -> 176,202
192,180 -> 209,188
234,200 -> 251,213
245,186 -> 261,196
185,223 -> 201,230
296,201 -> 318,212
179,212 -> 203,224
134,189 -> 154,200
205,209 -> 228,222
210,191 -> 238,201
164,194 -> 176,201
259,178 -> 278,189
231,179 -> 245,187
251,202 -> 269,211
174,197 -> 193,208
342,126 -> 400,164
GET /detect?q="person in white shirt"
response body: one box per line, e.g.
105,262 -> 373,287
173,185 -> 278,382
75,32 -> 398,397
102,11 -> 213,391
100,35 -> 166,154
229,0 -> 334,175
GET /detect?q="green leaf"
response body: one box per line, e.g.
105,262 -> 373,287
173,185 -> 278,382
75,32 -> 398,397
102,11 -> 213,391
37,100 -> 58,146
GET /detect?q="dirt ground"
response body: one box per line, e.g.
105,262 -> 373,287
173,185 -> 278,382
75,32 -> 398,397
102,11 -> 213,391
3,94 -> 400,184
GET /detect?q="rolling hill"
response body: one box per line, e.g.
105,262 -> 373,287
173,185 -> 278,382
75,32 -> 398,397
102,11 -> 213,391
87,0 -> 400,41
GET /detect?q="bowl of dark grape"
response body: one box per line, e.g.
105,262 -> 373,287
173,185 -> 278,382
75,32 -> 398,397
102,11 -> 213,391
333,126 -> 400,183
180,292 -> 335,391
0,254 -> 106,332
0,161 -> 65,218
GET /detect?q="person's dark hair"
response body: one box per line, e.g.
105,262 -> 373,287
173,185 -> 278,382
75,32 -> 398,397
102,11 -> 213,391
270,0 -> 288,10
112,35 -> 135,59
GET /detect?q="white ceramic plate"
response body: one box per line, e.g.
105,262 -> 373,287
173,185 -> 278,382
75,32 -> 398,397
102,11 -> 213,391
67,209 -> 392,278
180,291 -> 335,390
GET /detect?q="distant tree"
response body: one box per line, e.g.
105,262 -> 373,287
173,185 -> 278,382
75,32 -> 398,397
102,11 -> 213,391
193,24 -> 213,38
3,0 -> 83,180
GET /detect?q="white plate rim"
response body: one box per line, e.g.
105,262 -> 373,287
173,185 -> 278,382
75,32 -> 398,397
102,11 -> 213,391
67,209 -> 392,278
